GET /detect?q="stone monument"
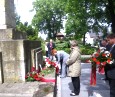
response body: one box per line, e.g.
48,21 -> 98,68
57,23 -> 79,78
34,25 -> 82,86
0,0 -> 15,29
0,0 -> 43,83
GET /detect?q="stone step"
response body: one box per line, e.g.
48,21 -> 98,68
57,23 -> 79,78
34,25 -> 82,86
0,82 -> 55,97
0,93 -> 33,97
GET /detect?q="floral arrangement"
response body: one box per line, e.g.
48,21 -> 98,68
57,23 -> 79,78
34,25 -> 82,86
25,67 -> 42,81
90,47 -> 113,86
90,47 -> 113,68
45,58 -> 59,74
25,58 -> 59,82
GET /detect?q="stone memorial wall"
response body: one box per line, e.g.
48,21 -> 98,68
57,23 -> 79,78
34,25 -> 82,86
0,0 -> 43,83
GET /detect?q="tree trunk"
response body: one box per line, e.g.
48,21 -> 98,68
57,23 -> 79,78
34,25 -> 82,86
83,34 -> 86,45
108,0 -> 115,34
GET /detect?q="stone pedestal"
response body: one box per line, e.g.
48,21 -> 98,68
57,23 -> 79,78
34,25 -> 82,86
0,29 -> 43,83
0,40 -> 42,83
0,28 -> 27,40
0,0 -> 43,83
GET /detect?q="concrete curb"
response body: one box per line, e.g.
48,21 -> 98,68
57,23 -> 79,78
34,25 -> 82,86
56,75 -> 61,97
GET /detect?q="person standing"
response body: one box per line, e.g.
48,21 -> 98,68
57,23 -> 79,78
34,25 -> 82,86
53,50 -> 69,78
101,39 -> 111,51
106,33 -> 115,97
100,39 -> 111,80
47,39 -> 55,60
66,40 -> 81,96
45,42 -> 48,57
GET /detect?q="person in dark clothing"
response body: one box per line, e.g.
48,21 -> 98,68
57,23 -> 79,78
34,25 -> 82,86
45,42 -> 48,57
106,34 -> 115,97
101,39 -> 111,80
47,39 -> 55,60
101,39 -> 111,51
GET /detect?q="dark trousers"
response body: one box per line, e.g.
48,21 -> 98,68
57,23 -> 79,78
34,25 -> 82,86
60,58 -> 63,74
71,77 -> 80,95
109,79 -> 115,97
46,51 -> 48,57
104,65 -> 109,79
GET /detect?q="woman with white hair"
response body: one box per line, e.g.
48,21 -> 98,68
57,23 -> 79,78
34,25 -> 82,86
66,40 -> 81,96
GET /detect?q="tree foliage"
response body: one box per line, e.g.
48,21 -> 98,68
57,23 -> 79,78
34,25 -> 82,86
15,14 -> 39,40
17,0 -> 115,42
63,0 -> 115,35
32,0 -> 66,39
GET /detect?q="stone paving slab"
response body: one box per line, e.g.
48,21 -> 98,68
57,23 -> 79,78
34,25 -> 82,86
59,63 -> 110,97
0,82 -> 55,97
0,68 -> 56,97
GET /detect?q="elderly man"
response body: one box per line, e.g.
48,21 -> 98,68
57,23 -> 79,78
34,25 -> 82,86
47,39 -> 55,60
100,39 -> 111,80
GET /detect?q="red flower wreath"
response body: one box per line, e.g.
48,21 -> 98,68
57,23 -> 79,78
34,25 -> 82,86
90,47 -> 113,86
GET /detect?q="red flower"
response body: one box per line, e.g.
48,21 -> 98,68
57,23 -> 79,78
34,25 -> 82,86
107,59 -> 111,63
31,67 -> 35,72
42,67 -> 47,70
35,77 -> 42,81
97,49 -> 100,53
25,75 -> 28,79
102,53 -> 106,57
96,61 -> 100,65
95,53 -> 99,57
101,62 -> 106,66
48,61 -> 52,64
92,57 -> 97,62
30,73 -> 33,77
33,74 -> 38,78
86,60 -> 91,63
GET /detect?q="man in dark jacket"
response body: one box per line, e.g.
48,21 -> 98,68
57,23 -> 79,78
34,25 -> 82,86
101,39 -> 111,80
106,34 -> 115,97
47,39 -> 55,60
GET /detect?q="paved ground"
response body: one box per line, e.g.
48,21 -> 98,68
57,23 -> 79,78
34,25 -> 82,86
0,62 -> 110,97
0,82 -> 54,97
57,63 -> 110,97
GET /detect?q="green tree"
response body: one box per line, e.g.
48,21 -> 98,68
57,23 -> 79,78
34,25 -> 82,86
15,14 -> 39,40
63,0 -> 115,36
32,0 -> 66,40
15,13 -> 46,54
64,0 -> 89,45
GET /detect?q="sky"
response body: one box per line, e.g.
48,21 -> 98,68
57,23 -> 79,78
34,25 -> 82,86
14,0 -> 47,40
14,0 -> 35,24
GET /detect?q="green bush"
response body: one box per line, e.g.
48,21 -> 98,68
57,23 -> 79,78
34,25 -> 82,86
80,56 -> 91,62
79,45 -> 96,55
55,40 -> 96,55
55,40 -> 70,53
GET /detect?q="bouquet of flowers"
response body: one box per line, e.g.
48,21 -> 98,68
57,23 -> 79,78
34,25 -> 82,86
45,58 -> 59,74
91,47 -> 113,69
25,67 -> 43,81
90,47 -> 113,86
25,58 -> 59,82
